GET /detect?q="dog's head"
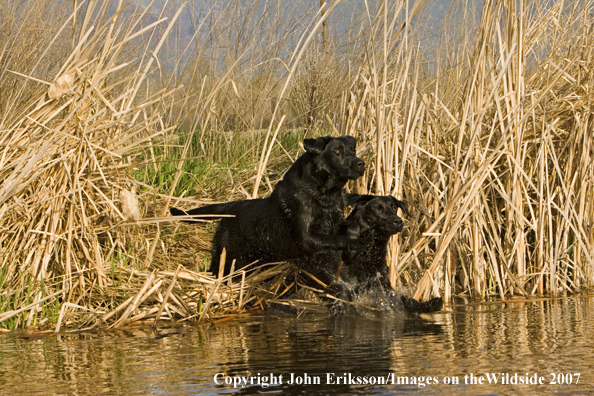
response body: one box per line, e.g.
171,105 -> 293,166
345,194 -> 409,237
303,136 -> 365,180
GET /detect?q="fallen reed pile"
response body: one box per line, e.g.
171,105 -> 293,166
54,261 -> 297,332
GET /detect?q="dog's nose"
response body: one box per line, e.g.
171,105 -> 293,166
355,159 -> 365,170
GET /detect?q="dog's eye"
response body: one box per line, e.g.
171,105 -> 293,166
333,149 -> 341,155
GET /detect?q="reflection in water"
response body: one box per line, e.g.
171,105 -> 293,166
0,297 -> 593,395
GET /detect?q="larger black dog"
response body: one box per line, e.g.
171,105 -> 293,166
170,136 -> 365,281
341,194 -> 443,314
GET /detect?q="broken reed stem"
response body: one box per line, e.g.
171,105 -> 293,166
298,268 -> 328,289
109,272 -> 156,329
102,295 -> 135,323
238,270 -> 246,309
253,114 -> 286,196
98,263 -> 289,329
218,248 -> 226,280
153,265 -> 182,328
199,281 -> 220,323
55,302 -> 95,333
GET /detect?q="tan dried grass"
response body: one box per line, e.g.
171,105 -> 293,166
0,0 -> 185,329
331,0 -> 594,303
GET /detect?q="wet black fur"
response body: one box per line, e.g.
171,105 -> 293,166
341,194 -> 409,290
341,194 -> 443,314
170,136 -> 365,282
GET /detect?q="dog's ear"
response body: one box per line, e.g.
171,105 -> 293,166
343,135 -> 357,152
390,197 -> 411,217
344,193 -> 375,207
303,136 -> 332,154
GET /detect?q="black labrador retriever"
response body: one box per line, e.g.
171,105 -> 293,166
341,194 -> 409,290
342,194 -> 443,314
170,136 -> 365,281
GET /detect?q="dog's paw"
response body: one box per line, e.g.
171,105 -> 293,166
401,295 -> 443,314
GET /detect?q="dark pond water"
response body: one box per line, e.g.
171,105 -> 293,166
1,297 -> 593,395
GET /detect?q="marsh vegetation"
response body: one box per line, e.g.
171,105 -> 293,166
0,0 -> 593,330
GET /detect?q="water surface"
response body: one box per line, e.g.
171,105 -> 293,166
1,297 -> 593,395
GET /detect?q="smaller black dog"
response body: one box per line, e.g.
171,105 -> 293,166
341,194 -> 443,314
341,194 -> 409,290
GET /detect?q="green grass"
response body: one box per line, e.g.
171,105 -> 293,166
134,128 -> 313,200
